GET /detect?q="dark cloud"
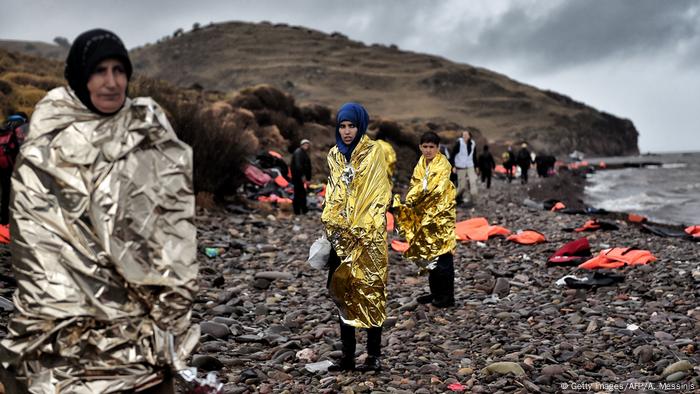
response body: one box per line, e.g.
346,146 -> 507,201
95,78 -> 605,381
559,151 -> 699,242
455,0 -> 700,71
1,0 -> 699,151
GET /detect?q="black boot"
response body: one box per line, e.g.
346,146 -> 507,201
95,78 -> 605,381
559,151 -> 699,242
356,356 -> 382,372
416,293 -> 433,304
430,253 -> 455,308
328,321 -> 356,372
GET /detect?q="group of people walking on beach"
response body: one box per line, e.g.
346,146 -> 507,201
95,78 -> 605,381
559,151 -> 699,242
0,27 -> 557,391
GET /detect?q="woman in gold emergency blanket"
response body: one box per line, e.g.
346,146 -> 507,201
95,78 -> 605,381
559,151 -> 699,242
321,102 -> 391,372
0,29 -> 197,394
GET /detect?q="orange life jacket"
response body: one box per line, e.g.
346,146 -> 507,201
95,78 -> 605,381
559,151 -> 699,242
550,202 -> 566,212
628,213 -> 647,223
575,219 -> 601,232
685,225 -> 700,238
578,247 -> 657,270
268,150 -> 283,159
274,175 -> 289,188
507,230 -> 546,245
455,217 -> 510,241
0,224 -> 8,244
391,239 -> 409,253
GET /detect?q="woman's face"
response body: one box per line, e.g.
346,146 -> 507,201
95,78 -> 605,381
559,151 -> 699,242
87,58 -> 127,114
338,121 -> 358,145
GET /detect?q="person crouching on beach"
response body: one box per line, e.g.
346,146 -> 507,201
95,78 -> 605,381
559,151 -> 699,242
393,131 -> 457,308
322,102 -> 392,372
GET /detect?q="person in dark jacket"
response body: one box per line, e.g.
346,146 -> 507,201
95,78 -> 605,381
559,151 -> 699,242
501,146 -> 515,183
477,145 -> 496,189
291,139 -> 312,214
516,143 -> 533,184
0,112 -> 28,225
535,154 -> 556,177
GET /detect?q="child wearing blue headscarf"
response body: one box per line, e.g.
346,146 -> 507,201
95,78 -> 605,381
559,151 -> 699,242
322,102 -> 392,372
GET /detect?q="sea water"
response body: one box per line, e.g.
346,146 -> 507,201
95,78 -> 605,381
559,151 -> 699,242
584,152 -> 700,226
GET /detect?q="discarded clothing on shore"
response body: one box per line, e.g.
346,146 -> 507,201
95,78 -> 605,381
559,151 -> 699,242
507,230 -> 546,245
244,163 -> 273,186
547,237 -> 592,266
578,247 -> 657,270
556,272 -> 624,289
565,219 -> 619,232
641,224 -> 691,238
257,194 -> 293,204
531,198 -> 608,215
455,217 -> 510,242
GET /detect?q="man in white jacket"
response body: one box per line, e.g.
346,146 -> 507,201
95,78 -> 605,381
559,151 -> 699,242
450,130 -> 478,206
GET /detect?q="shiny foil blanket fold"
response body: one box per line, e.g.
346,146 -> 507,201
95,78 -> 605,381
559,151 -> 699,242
0,87 -> 199,393
321,135 -> 391,329
393,153 -> 456,262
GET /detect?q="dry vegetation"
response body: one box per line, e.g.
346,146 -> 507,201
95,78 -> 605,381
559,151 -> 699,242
0,49 -> 63,115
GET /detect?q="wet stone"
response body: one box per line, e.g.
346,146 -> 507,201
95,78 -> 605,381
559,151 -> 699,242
212,316 -> 237,326
253,278 -> 271,290
492,278 -> 510,297
211,304 -> 236,316
200,321 -> 231,339
191,354 -> 224,371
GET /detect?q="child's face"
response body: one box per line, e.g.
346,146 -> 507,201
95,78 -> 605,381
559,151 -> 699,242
420,142 -> 438,161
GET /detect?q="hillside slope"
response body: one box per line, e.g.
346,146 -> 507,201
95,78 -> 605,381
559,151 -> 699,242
129,21 -> 639,156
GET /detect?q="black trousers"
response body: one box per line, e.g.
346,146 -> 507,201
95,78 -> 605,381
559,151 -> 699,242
429,253 -> 455,304
519,166 -> 529,184
292,178 -> 308,215
0,168 -> 11,225
480,170 -> 492,189
327,248 -> 383,359
505,165 -> 514,182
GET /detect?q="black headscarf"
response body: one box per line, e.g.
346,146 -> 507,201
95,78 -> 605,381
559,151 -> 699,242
64,29 -> 133,115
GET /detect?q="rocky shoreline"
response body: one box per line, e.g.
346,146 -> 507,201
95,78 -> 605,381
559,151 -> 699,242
1,170 -> 698,393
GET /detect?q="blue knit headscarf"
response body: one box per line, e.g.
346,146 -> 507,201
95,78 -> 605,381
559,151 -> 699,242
335,102 -> 369,161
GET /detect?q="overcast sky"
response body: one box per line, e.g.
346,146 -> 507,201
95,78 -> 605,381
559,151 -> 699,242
2,0 -> 698,153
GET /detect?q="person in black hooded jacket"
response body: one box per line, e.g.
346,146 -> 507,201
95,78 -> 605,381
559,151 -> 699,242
516,143 -> 534,184
477,145 -> 496,189
291,139 -> 312,214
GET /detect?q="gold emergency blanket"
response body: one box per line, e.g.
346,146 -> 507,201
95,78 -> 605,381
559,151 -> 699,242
0,87 -> 199,393
321,135 -> 391,328
393,153 -> 456,261
375,139 -> 397,179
